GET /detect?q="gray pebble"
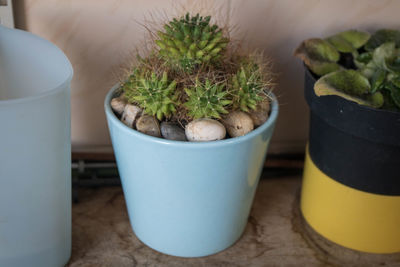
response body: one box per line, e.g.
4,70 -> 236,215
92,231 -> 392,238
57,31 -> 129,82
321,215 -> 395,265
161,122 -> 187,141
248,100 -> 270,126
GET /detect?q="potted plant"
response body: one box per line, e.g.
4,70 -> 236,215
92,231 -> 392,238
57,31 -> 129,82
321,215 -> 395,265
104,13 -> 278,257
295,29 -> 400,253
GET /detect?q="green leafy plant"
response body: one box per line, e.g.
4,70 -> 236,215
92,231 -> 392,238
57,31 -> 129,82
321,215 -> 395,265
122,70 -> 178,120
325,30 -> 370,53
315,69 -> 384,108
364,29 -> 400,51
294,38 -> 341,76
295,28 -> 400,111
231,62 -> 267,112
184,79 -> 231,119
155,13 -> 229,72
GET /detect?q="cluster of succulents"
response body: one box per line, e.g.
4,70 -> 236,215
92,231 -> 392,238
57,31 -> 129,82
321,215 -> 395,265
111,13 -> 273,141
295,29 -> 400,111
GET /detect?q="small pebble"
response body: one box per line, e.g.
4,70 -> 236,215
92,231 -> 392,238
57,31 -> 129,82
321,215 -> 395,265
161,122 -> 186,141
185,118 -> 226,142
121,104 -> 142,128
111,95 -> 127,115
222,111 -> 254,137
248,100 -> 270,126
136,115 -> 161,137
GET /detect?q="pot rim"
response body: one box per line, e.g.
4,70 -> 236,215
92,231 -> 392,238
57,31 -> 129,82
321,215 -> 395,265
104,83 -> 279,148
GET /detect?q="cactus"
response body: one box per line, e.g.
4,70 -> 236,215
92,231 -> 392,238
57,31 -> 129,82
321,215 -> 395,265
231,62 -> 267,112
155,13 -> 229,72
116,12 -> 277,128
122,70 -> 178,120
184,78 -> 231,119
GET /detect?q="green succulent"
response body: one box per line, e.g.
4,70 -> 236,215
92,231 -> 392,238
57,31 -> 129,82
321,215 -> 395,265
184,79 -> 231,119
122,70 -> 178,120
356,40 -> 400,109
364,29 -> 400,51
294,38 -> 341,76
155,13 -> 229,72
326,30 -> 370,53
314,69 -> 383,108
295,30 -> 371,76
297,28 -> 400,111
231,63 -> 266,112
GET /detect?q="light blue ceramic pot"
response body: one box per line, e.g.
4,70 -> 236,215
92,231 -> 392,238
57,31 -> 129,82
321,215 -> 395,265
105,84 -> 278,257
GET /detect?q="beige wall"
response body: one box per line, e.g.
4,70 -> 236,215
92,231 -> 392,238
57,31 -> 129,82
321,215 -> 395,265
15,0 -> 400,153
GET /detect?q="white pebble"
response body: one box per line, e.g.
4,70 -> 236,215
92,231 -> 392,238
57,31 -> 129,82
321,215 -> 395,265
121,104 -> 142,128
111,95 -> 127,115
185,118 -> 226,142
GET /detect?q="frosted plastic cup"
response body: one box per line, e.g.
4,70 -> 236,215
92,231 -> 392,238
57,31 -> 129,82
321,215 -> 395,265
0,25 -> 73,266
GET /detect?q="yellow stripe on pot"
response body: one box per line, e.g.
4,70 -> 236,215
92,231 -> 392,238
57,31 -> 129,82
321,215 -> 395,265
301,150 -> 400,254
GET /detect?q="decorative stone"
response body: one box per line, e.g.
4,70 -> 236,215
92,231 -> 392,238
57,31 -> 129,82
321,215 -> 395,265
223,111 -> 254,137
121,104 -> 142,128
248,100 -> 270,127
185,118 -> 226,142
111,95 -> 127,115
160,122 -> 186,141
136,115 -> 161,137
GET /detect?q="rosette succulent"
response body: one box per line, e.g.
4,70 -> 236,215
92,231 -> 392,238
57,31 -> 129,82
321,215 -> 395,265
295,28 -> 400,111
122,70 -> 178,120
184,78 -> 231,119
155,13 -> 229,72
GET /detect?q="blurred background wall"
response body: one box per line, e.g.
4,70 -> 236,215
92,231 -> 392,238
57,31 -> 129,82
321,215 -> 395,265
13,0 -> 400,154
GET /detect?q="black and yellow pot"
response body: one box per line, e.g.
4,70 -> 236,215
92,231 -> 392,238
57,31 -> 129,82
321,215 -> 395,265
300,68 -> 400,254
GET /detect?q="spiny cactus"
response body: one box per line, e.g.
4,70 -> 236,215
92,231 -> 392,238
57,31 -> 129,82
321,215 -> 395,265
231,63 -> 267,112
155,13 -> 229,72
184,79 -> 231,119
122,70 -> 178,120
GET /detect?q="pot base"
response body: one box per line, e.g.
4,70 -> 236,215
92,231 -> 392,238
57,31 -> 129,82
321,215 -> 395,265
300,149 -> 400,254
133,225 -> 245,258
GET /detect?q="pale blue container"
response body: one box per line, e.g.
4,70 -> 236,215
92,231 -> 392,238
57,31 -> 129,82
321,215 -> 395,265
0,26 -> 73,266
105,84 -> 278,257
